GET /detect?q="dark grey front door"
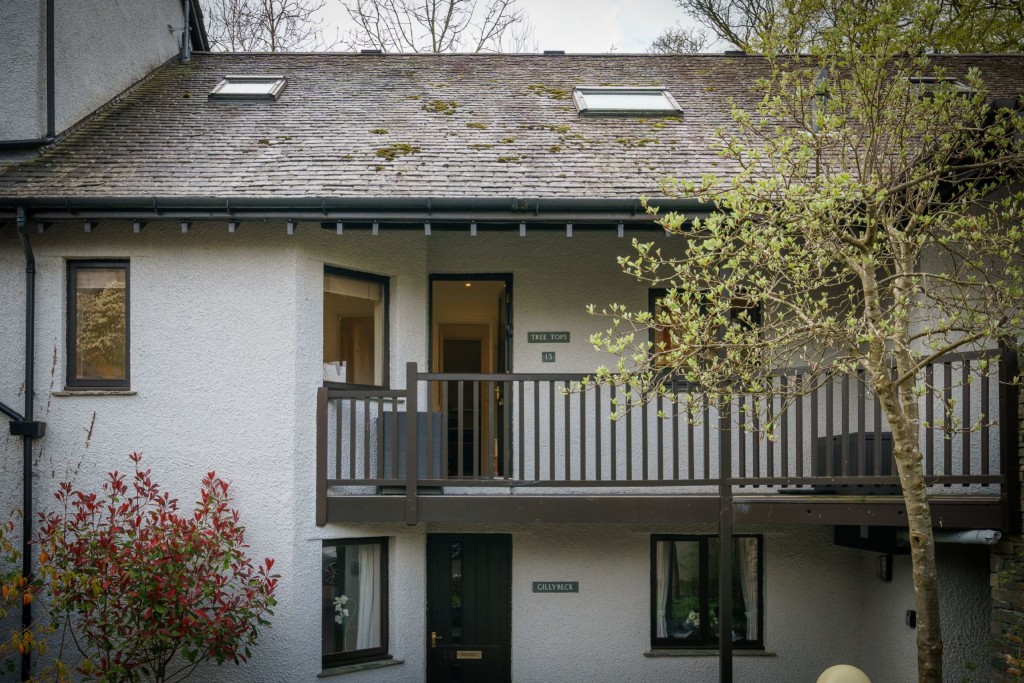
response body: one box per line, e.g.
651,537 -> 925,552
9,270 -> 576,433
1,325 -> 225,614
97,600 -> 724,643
426,534 -> 512,683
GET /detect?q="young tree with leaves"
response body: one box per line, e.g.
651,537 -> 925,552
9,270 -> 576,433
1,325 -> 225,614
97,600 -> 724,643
653,0 -> 1024,52
590,2 -> 1024,681
340,0 -> 534,52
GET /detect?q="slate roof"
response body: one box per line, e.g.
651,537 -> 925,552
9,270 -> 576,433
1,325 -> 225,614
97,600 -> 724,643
1,53 -> 1022,202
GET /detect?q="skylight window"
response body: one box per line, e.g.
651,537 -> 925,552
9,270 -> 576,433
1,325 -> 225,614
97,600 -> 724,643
908,76 -> 975,95
209,75 -> 287,101
573,87 -> 681,116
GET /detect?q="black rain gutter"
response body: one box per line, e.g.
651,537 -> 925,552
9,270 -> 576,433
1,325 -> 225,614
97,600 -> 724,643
13,208 -> 44,683
0,137 -> 55,152
0,196 -> 714,222
0,0 -> 56,151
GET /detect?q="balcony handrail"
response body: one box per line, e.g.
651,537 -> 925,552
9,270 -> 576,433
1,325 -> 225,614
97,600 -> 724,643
316,349 -> 1018,530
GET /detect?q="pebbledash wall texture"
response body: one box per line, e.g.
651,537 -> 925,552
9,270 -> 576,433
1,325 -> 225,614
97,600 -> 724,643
991,375 -> 1024,682
0,222 -> 997,682
0,0 -> 184,142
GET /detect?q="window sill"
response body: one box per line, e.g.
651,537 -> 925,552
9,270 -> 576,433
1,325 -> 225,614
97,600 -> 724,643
318,658 -> 403,677
53,389 -> 136,397
644,649 -> 775,658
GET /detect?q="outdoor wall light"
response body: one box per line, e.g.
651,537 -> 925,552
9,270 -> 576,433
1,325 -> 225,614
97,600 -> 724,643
372,221 -> 379,235
84,220 -> 98,233
424,222 -> 431,235
132,220 -> 146,234
228,220 -> 240,233
180,221 -> 191,234
566,222 -> 573,237
336,221 -> 343,235
519,222 -> 526,237
617,222 -> 625,237
470,222 -> 477,236
287,219 -> 296,235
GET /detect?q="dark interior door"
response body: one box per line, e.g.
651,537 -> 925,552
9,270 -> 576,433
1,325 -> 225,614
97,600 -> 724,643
427,534 -> 511,683
443,339 -> 482,476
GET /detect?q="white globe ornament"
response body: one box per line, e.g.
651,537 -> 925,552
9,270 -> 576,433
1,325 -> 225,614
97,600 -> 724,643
816,664 -> 871,683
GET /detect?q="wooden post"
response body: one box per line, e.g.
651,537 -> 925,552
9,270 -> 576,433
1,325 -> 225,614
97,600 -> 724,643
718,398 -> 733,683
316,387 -> 328,527
406,361 -> 419,526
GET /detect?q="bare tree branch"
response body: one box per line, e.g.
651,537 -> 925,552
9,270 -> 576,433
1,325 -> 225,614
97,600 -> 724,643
648,23 -> 712,53
340,0 -> 533,52
202,0 -> 338,51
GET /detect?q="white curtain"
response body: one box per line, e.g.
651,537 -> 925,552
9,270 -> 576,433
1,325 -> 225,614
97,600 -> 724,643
655,542 -> 670,638
737,538 -> 759,640
356,544 -> 382,650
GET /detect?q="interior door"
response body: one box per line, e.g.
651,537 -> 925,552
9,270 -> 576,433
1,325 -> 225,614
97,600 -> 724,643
426,534 -> 512,683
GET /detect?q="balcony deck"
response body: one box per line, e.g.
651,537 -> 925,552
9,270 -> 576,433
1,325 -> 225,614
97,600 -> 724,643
316,350 -> 1019,529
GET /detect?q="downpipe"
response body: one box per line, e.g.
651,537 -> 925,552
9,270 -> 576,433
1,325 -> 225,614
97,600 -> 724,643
181,0 -> 191,62
15,207 -> 36,682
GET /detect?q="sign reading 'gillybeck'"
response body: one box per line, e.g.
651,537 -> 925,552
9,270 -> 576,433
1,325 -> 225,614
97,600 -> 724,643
527,331 -> 570,343
532,581 -> 579,593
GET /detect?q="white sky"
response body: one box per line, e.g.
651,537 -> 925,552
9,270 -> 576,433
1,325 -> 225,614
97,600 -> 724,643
316,0 -> 700,53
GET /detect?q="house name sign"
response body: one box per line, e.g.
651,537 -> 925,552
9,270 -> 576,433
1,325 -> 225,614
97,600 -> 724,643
527,331 -> 570,343
532,581 -> 579,593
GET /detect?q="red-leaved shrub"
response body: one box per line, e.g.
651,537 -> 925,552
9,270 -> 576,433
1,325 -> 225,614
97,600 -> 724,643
38,453 -> 278,682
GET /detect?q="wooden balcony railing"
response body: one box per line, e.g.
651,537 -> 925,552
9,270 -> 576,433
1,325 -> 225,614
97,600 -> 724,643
316,349 -> 1019,525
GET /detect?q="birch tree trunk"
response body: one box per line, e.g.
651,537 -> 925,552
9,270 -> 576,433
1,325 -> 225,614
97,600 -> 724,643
873,372 -> 943,682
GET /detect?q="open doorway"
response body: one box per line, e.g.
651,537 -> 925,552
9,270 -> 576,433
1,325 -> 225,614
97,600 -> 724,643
430,275 -> 512,477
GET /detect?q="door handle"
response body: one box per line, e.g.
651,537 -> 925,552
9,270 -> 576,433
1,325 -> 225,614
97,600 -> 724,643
431,631 -> 443,648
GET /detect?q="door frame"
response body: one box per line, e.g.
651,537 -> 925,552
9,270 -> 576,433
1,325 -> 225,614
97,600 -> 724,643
425,533 -> 513,683
428,273 -> 513,373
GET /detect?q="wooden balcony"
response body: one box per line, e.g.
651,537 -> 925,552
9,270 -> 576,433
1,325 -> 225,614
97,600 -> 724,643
316,350 -> 1019,528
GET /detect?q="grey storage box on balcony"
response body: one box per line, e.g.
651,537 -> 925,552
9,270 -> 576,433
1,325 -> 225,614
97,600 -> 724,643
377,411 -> 446,480
812,432 -> 897,493
814,432 -> 894,477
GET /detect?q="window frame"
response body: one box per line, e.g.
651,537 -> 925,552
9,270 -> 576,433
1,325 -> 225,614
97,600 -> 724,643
907,76 -> 975,96
648,288 -> 763,359
208,75 -> 288,101
323,265 -> 391,388
321,537 -> 391,669
650,534 -> 764,651
66,260 -> 130,390
572,86 -> 682,117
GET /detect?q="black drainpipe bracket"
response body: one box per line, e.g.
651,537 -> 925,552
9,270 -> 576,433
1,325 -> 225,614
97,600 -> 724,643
9,421 -> 45,438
